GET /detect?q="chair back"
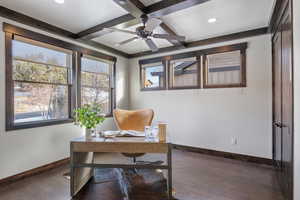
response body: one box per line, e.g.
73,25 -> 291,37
113,109 -> 154,131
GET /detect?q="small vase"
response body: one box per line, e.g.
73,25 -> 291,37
84,128 -> 93,138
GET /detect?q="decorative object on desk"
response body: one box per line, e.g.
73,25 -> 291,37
151,125 -> 159,141
74,104 -> 105,138
158,123 -> 167,143
144,125 -> 152,141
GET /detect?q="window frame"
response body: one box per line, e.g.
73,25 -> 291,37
168,55 -> 201,90
5,33 -> 76,131
78,52 -> 116,117
4,23 -> 117,131
202,45 -> 247,89
139,43 -> 247,91
139,59 -> 167,91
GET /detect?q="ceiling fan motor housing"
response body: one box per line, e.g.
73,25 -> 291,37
136,26 -> 151,38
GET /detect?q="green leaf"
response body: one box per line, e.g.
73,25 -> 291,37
73,104 -> 106,129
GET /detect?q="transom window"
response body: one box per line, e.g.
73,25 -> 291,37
140,62 -> 166,91
169,57 -> 199,89
139,43 -> 247,91
203,50 -> 246,88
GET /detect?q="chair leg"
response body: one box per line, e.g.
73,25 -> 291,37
133,156 -> 136,163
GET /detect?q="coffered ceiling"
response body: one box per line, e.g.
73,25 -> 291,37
0,0 -> 275,56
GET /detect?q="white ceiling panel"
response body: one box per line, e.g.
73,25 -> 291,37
0,0 -> 128,33
161,0 -> 275,42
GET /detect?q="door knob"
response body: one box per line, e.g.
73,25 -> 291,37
274,121 -> 283,128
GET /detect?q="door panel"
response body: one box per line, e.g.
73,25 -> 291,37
281,9 -> 293,200
272,1 -> 293,199
273,31 -> 282,168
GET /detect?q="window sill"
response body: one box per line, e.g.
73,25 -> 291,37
168,86 -> 200,90
203,84 -> 246,89
140,87 -> 166,91
6,119 -> 74,131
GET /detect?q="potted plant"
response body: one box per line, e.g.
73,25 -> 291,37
74,104 -> 105,138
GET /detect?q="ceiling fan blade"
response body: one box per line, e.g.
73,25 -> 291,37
104,28 -> 137,35
116,37 -> 139,46
152,34 -> 186,41
145,18 -> 162,32
145,39 -> 159,52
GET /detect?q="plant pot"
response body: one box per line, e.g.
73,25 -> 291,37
84,128 -> 93,138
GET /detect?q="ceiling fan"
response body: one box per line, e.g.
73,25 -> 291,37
105,14 -> 186,52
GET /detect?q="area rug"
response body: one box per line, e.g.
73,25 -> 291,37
62,168 -> 116,183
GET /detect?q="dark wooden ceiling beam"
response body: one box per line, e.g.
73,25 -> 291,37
0,6 -> 76,38
0,6 -> 129,58
75,14 -> 135,39
159,22 -> 187,46
76,0 -> 211,40
128,27 -> 268,58
113,0 -> 144,18
144,0 -> 210,18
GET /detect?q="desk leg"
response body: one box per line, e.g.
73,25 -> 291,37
168,144 -> 173,200
70,143 -> 94,197
70,143 -> 75,197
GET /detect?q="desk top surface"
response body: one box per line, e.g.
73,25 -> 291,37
71,137 -> 170,153
71,136 -> 169,144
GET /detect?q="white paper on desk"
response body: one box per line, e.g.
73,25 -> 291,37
120,130 -> 145,137
102,130 -> 121,137
102,130 -> 145,137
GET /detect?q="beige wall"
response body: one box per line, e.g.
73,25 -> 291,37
0,17 -> 129,179
293,0 -> 300,199
129,35 -> 273,159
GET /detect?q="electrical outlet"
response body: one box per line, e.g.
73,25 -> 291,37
231,137 -> 238,145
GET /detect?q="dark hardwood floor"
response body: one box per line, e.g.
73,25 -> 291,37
0,150 -> 284,200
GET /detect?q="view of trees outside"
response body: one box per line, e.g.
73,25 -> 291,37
81,57 -> 111,114
12,39 -> 112,123
12,39 -> 70,123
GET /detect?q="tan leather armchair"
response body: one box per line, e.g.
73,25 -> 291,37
113,109 -> 154,161
113,109 -> 154,131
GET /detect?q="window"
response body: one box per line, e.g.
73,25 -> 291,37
140,62 -> 166,91
169,57 -> 200,89
4,23 -> 117,130
203,49 -> 246,88
80,55 -> 115,116
9,36 -> 74,128
139,43 -> 247,91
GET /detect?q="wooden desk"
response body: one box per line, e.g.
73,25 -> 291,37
70,137 -> 173,199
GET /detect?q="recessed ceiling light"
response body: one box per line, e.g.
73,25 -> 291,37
54,0 -> 64,4
208,18 -> 217,23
